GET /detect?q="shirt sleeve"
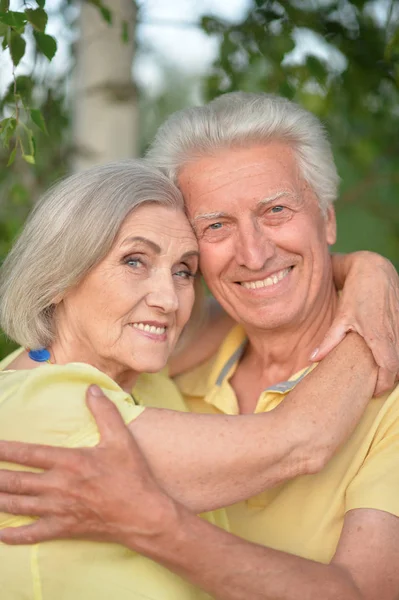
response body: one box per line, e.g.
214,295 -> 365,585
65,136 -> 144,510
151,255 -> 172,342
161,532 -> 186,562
345,390 -> 399,518
0,363 -> 145,448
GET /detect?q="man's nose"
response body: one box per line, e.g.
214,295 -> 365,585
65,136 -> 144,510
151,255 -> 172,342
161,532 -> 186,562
235,223 -> 276,271
146,271 -> 179,313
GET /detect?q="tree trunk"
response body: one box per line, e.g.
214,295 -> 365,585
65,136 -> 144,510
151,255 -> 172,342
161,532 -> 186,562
72,0 -> 137,172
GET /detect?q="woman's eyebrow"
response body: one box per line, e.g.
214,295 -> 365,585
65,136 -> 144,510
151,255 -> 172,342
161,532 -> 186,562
120,236 -> 161,253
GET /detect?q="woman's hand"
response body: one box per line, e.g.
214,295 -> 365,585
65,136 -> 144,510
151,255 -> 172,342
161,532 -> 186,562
315,252 -> 399,395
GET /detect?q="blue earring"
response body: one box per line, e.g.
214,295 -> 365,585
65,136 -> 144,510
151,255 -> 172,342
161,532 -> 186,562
28,348 -> 51,363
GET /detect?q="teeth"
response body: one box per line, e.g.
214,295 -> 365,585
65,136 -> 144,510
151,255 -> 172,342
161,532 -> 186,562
132,323 -> 166,335
241,268 -> 291,290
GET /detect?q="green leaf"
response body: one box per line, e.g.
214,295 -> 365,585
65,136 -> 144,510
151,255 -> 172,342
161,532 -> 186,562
0,117 -> 17,148
121,19 -> 129,43
33,31 -> 57,60
25,7 -> 47,32
36,0 -> 46,7
7,146 -> 16,166
0,0 -> 10,11
9,30 -> 26,66
30,108 -> 47,134
0,20 -> 7,36
100,6 -> 112,25
22,154 -> 35,164
0,10 -> 27,33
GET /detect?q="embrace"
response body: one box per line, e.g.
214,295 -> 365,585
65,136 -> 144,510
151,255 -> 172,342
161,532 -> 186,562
0,92 -> 399,600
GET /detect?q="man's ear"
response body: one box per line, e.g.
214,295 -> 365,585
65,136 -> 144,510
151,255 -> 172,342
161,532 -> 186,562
325,205 -> 337,246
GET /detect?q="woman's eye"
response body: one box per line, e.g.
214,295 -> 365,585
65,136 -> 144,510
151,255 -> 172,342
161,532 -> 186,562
125,257 -> 143,268
174,269 -> 195,280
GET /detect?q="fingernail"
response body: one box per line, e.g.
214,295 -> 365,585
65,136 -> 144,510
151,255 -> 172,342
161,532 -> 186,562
88,384 -> 103,396
310,348 -> 319,360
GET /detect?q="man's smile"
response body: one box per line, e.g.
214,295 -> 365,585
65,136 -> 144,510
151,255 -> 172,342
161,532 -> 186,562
238,266 -> 294,290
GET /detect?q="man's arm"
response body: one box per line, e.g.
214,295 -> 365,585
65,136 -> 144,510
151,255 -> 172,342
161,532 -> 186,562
0,397 -> 397,600
133,505 -> 399,600
0,334 -> 376,514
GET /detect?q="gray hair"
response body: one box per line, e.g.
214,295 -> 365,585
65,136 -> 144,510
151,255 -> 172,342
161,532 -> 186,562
146,92 -> 340,213
0,160 -> 203,349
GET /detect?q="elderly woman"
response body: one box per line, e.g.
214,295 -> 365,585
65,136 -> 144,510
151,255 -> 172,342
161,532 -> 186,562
0,160 -> 393,599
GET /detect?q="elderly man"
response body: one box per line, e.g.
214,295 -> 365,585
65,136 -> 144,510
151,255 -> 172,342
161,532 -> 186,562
0,93 -> 399,600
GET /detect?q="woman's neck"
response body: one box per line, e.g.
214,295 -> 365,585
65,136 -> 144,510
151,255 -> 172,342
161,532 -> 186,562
7,345 -> 139,393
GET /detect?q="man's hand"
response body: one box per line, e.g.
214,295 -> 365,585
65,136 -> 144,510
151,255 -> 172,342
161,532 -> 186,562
315,252 -> 399,395
0,385 -> 175,546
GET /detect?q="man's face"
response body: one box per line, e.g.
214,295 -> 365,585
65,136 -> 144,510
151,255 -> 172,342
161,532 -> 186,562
178,143 -> 337,333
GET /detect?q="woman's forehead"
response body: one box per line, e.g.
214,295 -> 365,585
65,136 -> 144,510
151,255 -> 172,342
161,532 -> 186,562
116,204 -> 198,252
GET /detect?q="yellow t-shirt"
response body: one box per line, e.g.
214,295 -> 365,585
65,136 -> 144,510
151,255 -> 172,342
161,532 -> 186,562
0,359 -> 210,600
175,325 -> 399,564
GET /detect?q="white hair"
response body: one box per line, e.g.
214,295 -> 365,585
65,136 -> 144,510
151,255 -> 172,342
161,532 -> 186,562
146,92 -> 340,213
0,160 -> 203,349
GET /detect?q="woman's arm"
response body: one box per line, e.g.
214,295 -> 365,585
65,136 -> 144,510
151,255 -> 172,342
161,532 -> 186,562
316,252 -> 399,394
168,296 -> 234,377
0,334 -> 376,516
170,252 -> 399,393
131,333 -> 377,511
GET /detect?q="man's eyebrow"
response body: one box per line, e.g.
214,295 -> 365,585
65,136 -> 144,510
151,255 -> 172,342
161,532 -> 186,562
257,191 -> 297,207
192,211 -> 228,223
180,250 -> 200,261
120,236 -> 161,253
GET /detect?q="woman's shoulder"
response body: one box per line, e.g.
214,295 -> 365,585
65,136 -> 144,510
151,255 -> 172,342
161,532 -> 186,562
0,364 -> 143,447
0,361 -> 125,392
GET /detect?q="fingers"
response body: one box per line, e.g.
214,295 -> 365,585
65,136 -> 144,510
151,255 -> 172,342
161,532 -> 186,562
310,321 -> 348,362
0,519 -> 65,545
0,492 -> 52,516
0,440 -> 69,470
0,469 -> 47,495
86,385 -> 131,443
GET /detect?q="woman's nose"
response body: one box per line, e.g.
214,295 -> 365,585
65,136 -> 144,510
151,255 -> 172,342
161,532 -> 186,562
146,271 -> 179,313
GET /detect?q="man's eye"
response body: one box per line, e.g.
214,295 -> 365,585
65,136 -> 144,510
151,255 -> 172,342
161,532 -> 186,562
270,206 -> 284,213
208,222 -> 223,230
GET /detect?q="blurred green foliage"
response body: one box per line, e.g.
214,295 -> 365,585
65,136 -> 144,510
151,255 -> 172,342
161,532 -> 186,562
201,0 -> 399,267
0,0 -> 398,359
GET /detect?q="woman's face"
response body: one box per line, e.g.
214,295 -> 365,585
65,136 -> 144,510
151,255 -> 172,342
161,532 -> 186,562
55,204 -> 199,378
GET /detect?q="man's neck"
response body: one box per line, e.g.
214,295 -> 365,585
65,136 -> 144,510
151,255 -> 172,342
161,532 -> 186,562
231,283 -> 338,413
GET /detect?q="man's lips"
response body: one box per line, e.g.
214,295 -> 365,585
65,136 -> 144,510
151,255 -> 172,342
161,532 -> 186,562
237,266 -> 294,290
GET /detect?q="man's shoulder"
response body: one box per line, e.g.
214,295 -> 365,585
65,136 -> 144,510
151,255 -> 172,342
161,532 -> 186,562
174,324 -> 248,399
371,383 -> 399,433
133,369 -> 190,411
174,355 -> 219,399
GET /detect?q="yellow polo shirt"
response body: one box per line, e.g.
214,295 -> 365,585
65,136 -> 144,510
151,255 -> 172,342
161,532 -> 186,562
0,354 -> 220,599
175,325 -> 399,564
